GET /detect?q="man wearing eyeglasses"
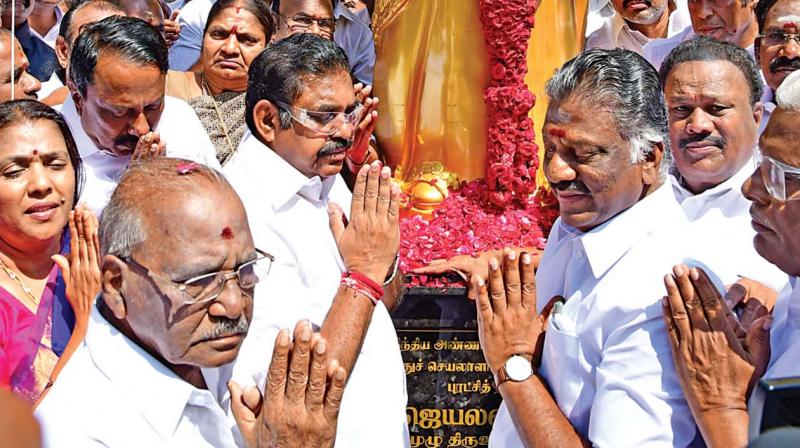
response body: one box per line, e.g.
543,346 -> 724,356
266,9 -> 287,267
754,0 -> 800,131
35,158 -> 349,447
659,69 -> 800,447
223,33 -> 409,448
660,37 -> 787,296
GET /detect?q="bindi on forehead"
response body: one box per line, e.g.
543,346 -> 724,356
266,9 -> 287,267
221,227 -> 234,240
230,24 -> 238,33
549,128 -> 567,138
235,6 -> 240,13
32,149 -> 38,156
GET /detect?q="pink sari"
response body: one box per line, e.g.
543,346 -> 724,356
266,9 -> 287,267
0,263 -> 62,403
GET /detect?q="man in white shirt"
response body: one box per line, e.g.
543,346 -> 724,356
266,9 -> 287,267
586,0 -> 691,55
660,71 -> 800,446
40,0 -> 127,103
754,0 -> 800,130
59,16 -> 220,214
224,33 -> 409,448
36,158 -> 348,448
487,48 -> 700,447
27,0 -> 62,49
643,0 -> 760,69
659,37 -> 787,289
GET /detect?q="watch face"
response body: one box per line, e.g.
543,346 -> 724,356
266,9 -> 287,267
505,355 -> 533,381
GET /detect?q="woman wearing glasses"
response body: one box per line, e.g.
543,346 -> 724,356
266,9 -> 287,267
166,0 -> 274,165
0,100 -> 101,405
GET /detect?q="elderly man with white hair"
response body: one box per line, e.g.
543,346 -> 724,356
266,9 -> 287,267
661,68 -> 800,447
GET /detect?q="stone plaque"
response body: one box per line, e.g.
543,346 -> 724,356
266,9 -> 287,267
392,286 -> 501,448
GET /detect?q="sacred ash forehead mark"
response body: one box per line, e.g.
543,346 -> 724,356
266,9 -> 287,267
777,15 -> 800,27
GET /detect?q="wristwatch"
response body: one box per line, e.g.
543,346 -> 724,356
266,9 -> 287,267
494,355 -> 534,387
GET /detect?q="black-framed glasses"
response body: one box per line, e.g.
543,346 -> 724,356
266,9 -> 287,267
275,12 -> 335,37
758,31 -> 800,48
123,249 -> 274,304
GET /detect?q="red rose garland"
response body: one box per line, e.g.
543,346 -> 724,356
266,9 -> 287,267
399,0 -> 558,287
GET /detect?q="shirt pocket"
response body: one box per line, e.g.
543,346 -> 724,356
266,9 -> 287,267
541,318 -> 584,421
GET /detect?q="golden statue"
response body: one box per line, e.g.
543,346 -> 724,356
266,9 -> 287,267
373,0 -> 588,195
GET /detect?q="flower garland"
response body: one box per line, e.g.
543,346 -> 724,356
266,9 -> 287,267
480,0 -> 539,208
398,0 -> 555,287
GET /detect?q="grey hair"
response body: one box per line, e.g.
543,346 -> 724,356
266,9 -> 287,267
775,69 -> 800,111
99,158 -> 231,258
546,48 -> 672,176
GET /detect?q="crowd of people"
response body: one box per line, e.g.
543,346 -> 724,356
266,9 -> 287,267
1,0 -> 799,446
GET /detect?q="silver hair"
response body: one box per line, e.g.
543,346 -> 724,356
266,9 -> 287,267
775,69 -> 800,111
546,48 -> 672,176
99,158 -> 230,259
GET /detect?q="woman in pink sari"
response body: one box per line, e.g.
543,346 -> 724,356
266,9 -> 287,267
0,100 -> 101,404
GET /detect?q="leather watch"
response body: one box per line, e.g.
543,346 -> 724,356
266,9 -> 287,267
494,355 -> 534,387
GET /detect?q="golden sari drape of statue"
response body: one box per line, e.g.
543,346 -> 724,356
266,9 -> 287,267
373,0 -> 588,186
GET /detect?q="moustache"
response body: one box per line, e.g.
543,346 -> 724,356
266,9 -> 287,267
549,180 -> 590,194
198,316 -> 249,343
114,134 -> 139,151
769,56 -> 800,73
678,134 -> 726,151
317,138 -> 352,157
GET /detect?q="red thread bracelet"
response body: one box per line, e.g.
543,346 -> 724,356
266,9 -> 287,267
341,271 -> 384,306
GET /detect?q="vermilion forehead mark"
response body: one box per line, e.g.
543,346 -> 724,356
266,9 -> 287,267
235,6 -> 240,13
784,22 -> 798,29
221,227 -> 234,240
549,128 -> 567,138
230,24 -> 238,33
32,149 -> 38,156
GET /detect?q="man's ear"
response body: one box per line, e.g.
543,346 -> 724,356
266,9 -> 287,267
253,99 -> 280,144
55,36 -> 69,69
67,79 -> 84,114
101,255 -> 128,320
752,101 -> 765,130
641,141 -> 665,186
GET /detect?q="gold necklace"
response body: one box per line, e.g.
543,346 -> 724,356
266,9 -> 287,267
200,74 -> 237,159
0,257 -> 40,308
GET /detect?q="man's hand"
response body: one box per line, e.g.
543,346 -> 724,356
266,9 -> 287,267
662,265 -> 772,445
474,249 -> 543,374
725,277 -> 777,337
228,321 -> 347,448
163,10 -> 181,47
329,161 -> 400,283
131,131 -> 166,163
51,204 -> 101,329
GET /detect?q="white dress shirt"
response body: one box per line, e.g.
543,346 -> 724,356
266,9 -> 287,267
489,183 -> 702,447
57,95 -> 221,214
670,162 -> 787,290
224,131 -> 410,448
333,1 -> 375,85
35,306 -> 239,447
586,0 -> 690,55
30,6 -> 63,49
169,0 -> 375,83
760,88 -> 776,135
642,25 -> 695,69
586,0 -> 616,38
38,71 -> 63,100
764,278 -> 800,381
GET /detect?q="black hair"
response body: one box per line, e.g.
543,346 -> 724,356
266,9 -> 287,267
204,0 -> 276,39
756,0 -> 788,32
659,36 -> 763,107
0,100 -> 84,205
68,15 -> 168,97
245,32 -> 351,135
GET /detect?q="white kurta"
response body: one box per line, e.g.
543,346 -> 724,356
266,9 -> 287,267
586,0 -> 691,55
35,307 -> 239,447
57,95 -> 221,214
489,183 -> 702,447
223,131 -> 410,448
670,161 -> 788,290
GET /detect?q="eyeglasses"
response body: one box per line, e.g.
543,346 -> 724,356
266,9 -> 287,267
275,12 -> 335,37
275,101 -> 363,136
123,249 -> 274,304
753,151 -> 800,202
757,31 -> 800,49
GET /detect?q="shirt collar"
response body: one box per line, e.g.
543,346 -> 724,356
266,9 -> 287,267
236,131 -> 337,210
763,88 -> 776,114
670,157 -> 754,203
61,96 -> 103,159
84,306 -> 224,442
576,182 -> 681,279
